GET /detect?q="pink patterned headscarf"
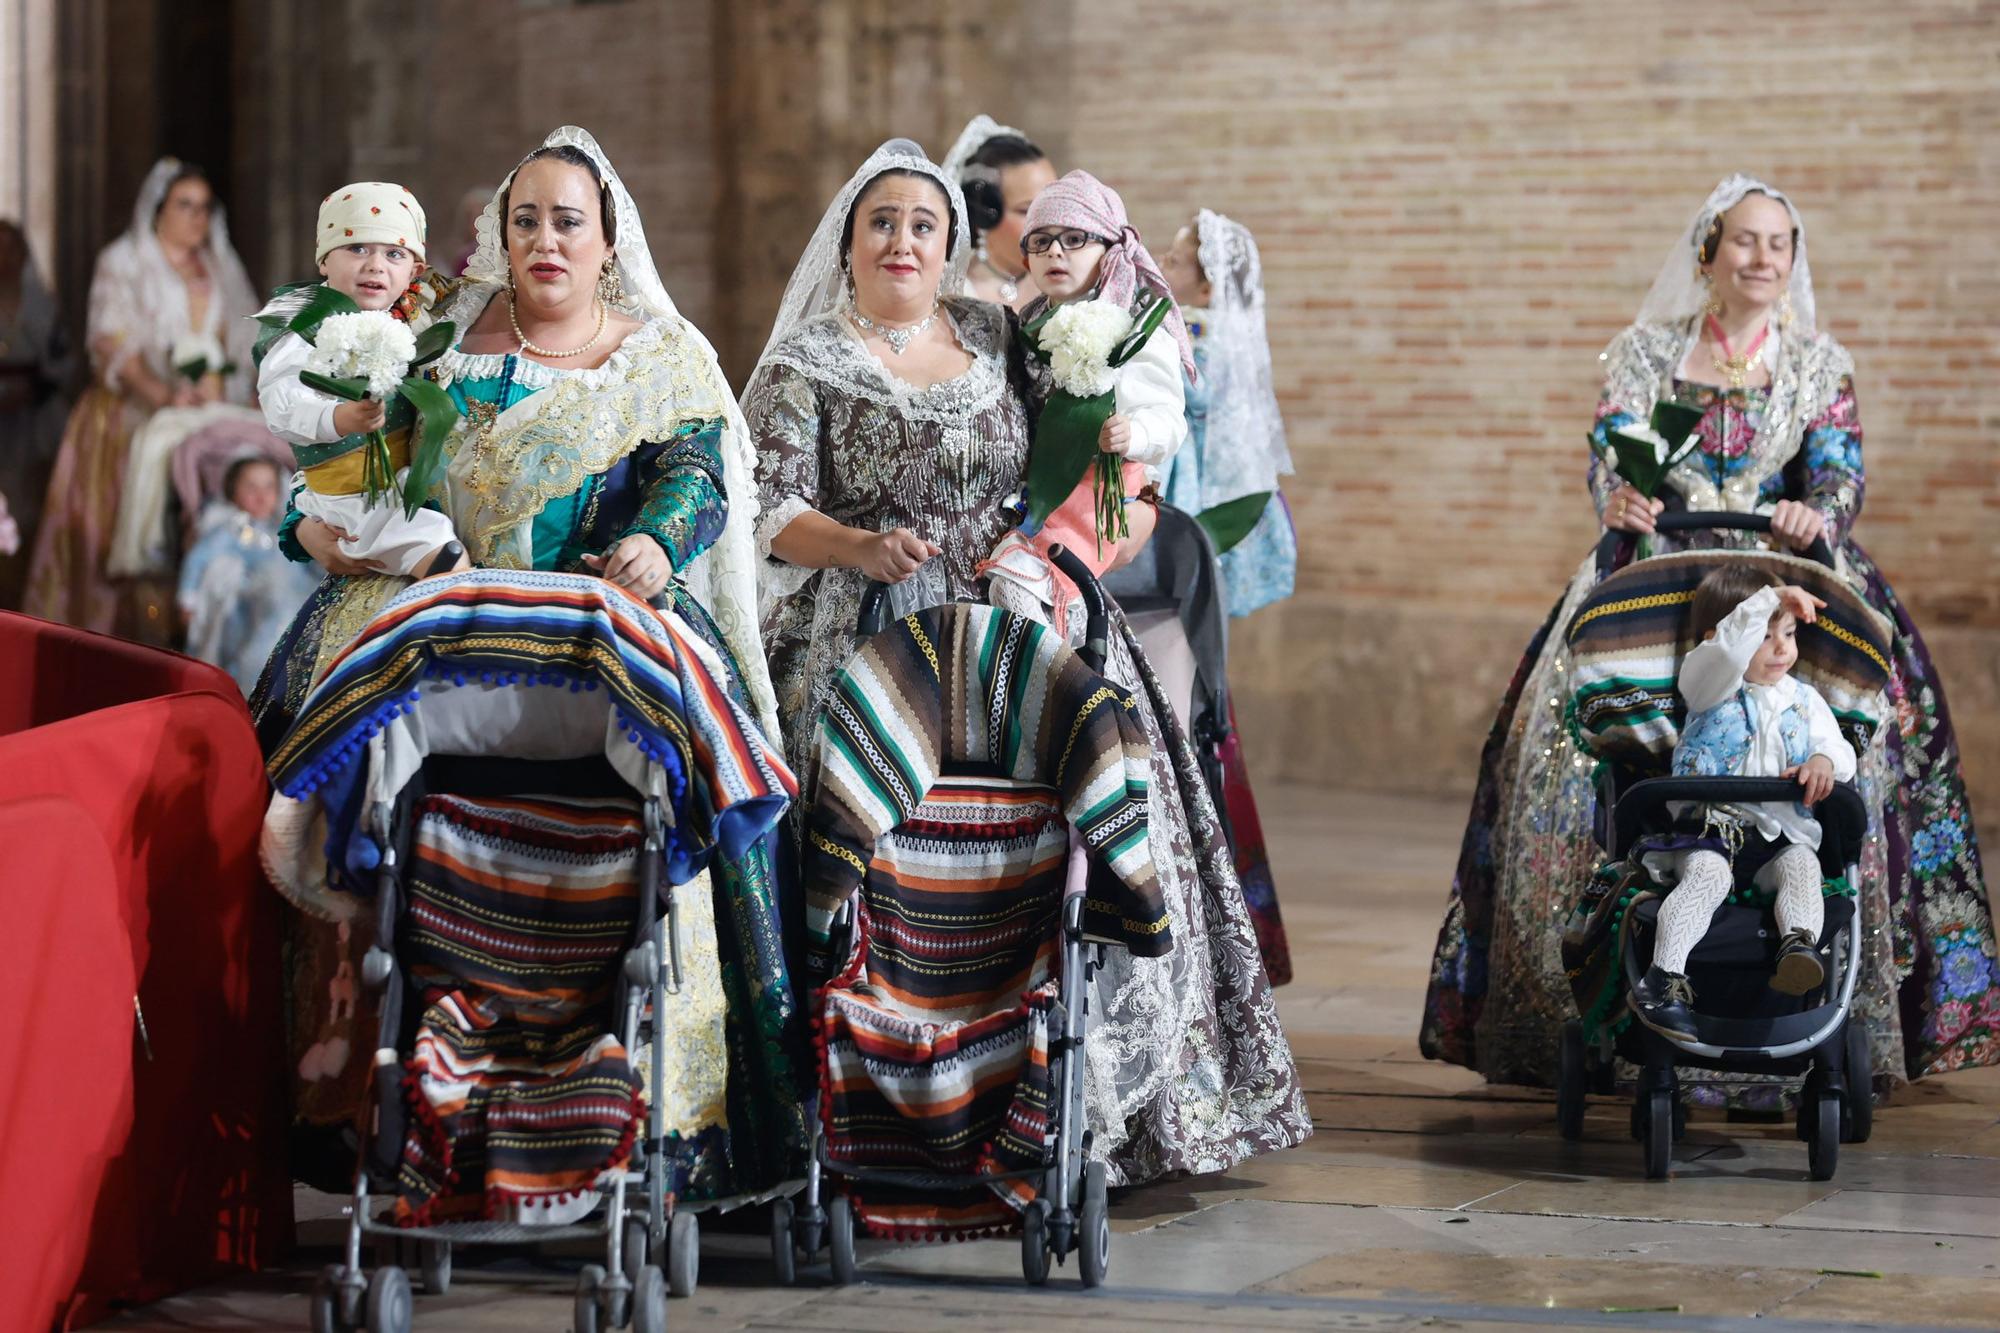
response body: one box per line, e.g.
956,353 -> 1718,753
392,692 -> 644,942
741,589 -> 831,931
1024,171 -> 1196,382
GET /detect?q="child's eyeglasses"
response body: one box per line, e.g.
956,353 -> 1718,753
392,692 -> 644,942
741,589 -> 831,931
1022,229 -> 1110,257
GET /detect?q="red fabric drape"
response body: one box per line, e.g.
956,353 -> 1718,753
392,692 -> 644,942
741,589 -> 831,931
0,613 -> 289,1330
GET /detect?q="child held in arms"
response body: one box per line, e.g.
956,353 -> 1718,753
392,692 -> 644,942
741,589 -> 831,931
1630,565 -> 1857,1040
981,171 -> 1192,633
257,182 -> 466,579
178,455 -> 322,693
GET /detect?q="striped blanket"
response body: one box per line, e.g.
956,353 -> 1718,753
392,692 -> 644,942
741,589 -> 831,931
819,776 -> 1067,1240
803,603 -> 1164,972
395,792 -> 646,1226
1567,550 -> 1892,771
267,569 -> 794,892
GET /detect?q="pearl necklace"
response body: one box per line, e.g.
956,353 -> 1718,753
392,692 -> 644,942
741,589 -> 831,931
974,252 -> 1021,304
509,292 -> 607,360
850,303 -> 938,356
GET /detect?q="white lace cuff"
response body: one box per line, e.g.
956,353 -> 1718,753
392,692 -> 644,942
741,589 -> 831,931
754,493 -> 815,561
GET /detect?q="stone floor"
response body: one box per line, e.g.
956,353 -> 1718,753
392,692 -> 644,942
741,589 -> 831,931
105,787 -> 2000,1331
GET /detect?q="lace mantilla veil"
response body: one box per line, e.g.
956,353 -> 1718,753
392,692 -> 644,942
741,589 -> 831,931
104,157 -> 260,396
1632,173 -> 1818,344
748,138 -> 971,379
460,126 -> 781,740
938,113 -> 1026,188
1193,209 -> 1292,505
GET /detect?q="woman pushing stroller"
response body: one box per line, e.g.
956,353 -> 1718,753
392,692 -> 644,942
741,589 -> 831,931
1632,565 -> 1858,1040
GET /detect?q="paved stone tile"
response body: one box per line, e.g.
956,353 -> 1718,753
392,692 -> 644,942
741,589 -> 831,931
1774,1190 -> 2000,1239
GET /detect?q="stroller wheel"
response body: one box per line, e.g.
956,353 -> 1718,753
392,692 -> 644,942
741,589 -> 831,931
667,1208 -> 700,1297
1078,1161 -> 1110,1289
828,1194 -> 859,1286
1642,1090 -> 1673,1180
1843,1021 -> 1874,1144
1020,1198 -> 1052,1287
770,1197 -> 798,1287
364,1265 -> 412,1333
573,1263 -> 605,1333
631,1265 -> 669,1333
1807,1093 -> 1841,1181
621,1214 -> 653,1294
1556,1020 -> 1587,1141
419,1239 -> 450,1297
309,1264 -> 353,1333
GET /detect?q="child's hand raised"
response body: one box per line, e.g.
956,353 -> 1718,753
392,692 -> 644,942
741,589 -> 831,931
1777,586 -> 1826,625
1098,413 -> 1133,457
1784,753 -> 1837,805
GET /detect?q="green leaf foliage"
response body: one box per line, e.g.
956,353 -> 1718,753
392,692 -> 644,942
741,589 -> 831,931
1025,389 -> 1117,526
1198,491 -> 1273,554
397,376 -> 461,517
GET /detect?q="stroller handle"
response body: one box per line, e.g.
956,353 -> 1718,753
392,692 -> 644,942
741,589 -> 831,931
1596,510 -> 1835,576
857,582 -> 892,637
1609,775 -> 1866,874
1047,544 -> 1112,671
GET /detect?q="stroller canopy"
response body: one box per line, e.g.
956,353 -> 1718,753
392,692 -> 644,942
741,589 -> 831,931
1566,548 -> 1893,771
268,569 -> 794,890
805,603 -> 1166,964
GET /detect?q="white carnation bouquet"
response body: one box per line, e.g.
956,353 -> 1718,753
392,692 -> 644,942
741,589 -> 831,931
170,331 -> 233,383
305,311 -> 419,400
1018,291 -> 1173,547
1040,298 -> 1132,398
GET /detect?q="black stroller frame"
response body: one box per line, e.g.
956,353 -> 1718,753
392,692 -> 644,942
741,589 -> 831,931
311,749 -> 687,1333
1556,512 -> 1877,1182
772,544 -> 1119,1290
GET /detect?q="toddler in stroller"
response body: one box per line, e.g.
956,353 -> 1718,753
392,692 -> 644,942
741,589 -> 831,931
776,546 -> 1165,1289
1629,565 -> 1858,1038
1558,514 -> 1894,1181
263,570 -> 794,1333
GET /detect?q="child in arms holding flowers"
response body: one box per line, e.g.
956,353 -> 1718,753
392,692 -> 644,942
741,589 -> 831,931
981,171 -> 1193,631
256,181 -> 467,579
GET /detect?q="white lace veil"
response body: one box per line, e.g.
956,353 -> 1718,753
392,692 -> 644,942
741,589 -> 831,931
1634,173 -> 1817,337
98,157 -> 259,396
1194,209 -> 1292,503
456,126 -> 782,742
939,114 -> 1026,189
749,139 -> 969,375
463,125 -> 679,322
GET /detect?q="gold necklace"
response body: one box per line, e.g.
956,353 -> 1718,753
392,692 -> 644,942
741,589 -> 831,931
508,292 -> 607,360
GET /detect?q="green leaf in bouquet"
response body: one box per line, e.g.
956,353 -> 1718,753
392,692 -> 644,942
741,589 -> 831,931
285,284 -> 363,341
1650,398 -> 1704,469
1018,304 -> 1056,364
298,369 -> 369,402
1108,291 -> 1174,369
1198,491 -> 1274,554
1025,388 -> 1117,526
397,376 -> 461,518
409,319 -> 456,369
174,357 -> 209,382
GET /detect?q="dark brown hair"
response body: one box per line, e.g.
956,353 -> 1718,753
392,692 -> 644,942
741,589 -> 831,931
222,455 -> 279,505
504,145 -> 617,244
1689,564 -> 1783,643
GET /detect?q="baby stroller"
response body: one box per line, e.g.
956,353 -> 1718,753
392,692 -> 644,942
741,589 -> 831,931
1557,513 -> 1894,1181
772,546 -> 1165,1289
265,570 -> 795,1333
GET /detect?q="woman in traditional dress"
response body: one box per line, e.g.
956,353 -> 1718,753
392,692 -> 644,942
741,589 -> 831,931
23,160 -> 257,640
745,139 -> 1308,1185
0,219 -> 75,607
259,128 -> 809,1203
1152,207 -> 1299,983
1420,175 -> 1997,1097
938,114 -> 1056,311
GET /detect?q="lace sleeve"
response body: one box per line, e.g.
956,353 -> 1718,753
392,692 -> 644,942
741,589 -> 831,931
86,239 -> 147,391
1588,395 -> 1639,523
745,360 -> 824,558
623,418 -> 730,573
1795,374 -> 1863,548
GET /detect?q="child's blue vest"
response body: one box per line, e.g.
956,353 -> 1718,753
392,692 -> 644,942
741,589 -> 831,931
1676,685 -> 1812,797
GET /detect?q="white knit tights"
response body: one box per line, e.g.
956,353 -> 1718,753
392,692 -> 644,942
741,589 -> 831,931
1652,845 -> 1824,976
